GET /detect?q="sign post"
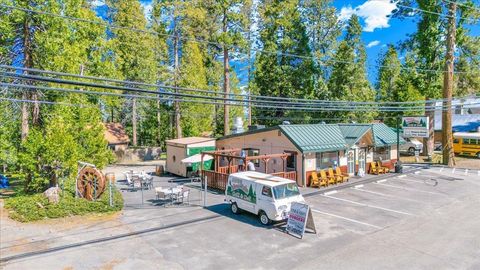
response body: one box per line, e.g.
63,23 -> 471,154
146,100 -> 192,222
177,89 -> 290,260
286,202 -> 316,239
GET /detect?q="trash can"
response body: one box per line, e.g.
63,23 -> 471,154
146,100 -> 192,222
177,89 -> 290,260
395,161 -> 403,173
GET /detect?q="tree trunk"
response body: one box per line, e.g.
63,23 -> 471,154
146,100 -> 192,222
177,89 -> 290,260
223,11 -> 230,136
173,34 -> 182,138
157,97 -> 161,145
442,2 -> 456,166
21,16 -> 31,140
247,29 -> 252,127
132,98 -> 137,146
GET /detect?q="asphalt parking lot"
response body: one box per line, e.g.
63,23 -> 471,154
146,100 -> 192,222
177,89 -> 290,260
2,165 -> 480,270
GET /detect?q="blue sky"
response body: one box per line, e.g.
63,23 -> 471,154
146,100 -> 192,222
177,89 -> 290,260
95,0 -> 480,85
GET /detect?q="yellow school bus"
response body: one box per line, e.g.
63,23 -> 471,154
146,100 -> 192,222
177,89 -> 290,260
453,132 -> 480,158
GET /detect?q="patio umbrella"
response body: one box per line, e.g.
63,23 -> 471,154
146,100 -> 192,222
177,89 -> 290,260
181,154 -> 213,165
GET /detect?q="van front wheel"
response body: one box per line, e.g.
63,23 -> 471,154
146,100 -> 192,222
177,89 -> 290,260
231,202 -> 240,214
259,211 -> 271,225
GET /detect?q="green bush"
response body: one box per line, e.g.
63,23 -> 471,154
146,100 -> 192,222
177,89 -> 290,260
4,188 -> 123,222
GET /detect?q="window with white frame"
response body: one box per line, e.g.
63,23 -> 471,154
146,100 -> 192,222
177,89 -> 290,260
373,146 -> 390,161
315,151 -> 339,169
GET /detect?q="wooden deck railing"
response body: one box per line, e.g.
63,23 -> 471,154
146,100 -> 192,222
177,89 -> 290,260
217,165 -> 239,174
202,170 -> 297,191
270,171 -> 297,181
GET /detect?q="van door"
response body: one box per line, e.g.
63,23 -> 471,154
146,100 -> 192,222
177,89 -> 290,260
257,185 -> 274,214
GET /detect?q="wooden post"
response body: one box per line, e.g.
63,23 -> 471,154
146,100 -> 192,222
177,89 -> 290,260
227,157 -> 232,174
264,158 -> 270,174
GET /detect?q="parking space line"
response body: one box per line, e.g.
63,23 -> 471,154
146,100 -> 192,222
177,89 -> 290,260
321,194 -> 415,216
350,187 -> 425,203
392,177 -> 425,184
311,209 -> 382,229
374,182 -> 448,196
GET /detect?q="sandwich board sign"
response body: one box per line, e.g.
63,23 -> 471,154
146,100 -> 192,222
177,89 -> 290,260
402,116 -> 429,138
286,202 -> 316,239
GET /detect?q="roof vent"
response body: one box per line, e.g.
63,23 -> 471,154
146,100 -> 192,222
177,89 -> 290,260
231,117 -> 245,134
320,121 -> 326,124
350,121 -> 357,124
282,121 -> 291,125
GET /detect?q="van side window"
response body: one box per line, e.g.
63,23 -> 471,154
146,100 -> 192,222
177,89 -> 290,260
453,138 -> 459,144
261,186 -> 272,198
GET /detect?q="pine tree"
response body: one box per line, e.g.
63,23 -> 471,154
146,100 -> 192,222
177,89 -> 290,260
108,0 -> 158,146
328,15 -> 375,122
253,0 -> 315,126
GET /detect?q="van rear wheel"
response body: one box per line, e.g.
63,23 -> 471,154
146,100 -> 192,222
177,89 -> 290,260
231,202 -> 240,214
408,147 -> 415,155
259,211 -> 271,225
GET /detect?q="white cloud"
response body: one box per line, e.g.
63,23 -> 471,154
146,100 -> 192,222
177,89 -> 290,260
367,40 -> 381,48
338,0 -> 397,32
90,0 -> 104,7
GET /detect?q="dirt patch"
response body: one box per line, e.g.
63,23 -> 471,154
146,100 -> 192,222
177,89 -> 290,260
97,258 -> 125,270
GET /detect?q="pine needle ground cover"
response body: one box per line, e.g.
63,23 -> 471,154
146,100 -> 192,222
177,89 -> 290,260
4,178 -> 123,223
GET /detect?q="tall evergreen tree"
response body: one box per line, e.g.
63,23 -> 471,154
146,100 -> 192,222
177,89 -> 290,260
108,0 -> 158,146
328,15 -> 374,122
253,0 -> 315,126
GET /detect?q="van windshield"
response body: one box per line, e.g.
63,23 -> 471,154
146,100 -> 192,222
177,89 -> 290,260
272,183 -> 300,200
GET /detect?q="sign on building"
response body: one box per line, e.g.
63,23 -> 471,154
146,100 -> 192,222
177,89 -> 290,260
286,202 -> 316,239
402,116 -> 429,138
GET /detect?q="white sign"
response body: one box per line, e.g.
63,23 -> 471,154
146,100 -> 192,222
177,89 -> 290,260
402,116 -> 429,138
286,202 -> 316,239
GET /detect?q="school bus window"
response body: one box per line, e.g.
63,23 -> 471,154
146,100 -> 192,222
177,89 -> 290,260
453,138 -> 459,143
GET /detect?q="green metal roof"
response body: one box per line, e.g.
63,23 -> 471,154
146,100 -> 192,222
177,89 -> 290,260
372,123 -> 405,146
338,124 -> 372,147
279,124 -> 348,153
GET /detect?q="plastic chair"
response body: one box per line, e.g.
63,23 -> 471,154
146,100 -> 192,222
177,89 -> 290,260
377,161 -> 390,173
328,168 -> 343,183
320,170 -> 336,185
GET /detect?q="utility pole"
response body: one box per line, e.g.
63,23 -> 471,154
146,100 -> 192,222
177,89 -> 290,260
223,9 -> 230,136
173,33 -> 182,139
442,1 -> 456,166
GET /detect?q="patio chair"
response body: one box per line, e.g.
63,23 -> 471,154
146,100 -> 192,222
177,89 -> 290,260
125,173 -> 132,186
335,167 -> 349,182
328,168 -> 343,184
155,188 -> 171,206
377,161 -> 390,173
178,189 -> 190,205
369,162 -> 385,175
320,170 -> 336,186
310,173 -> 320,188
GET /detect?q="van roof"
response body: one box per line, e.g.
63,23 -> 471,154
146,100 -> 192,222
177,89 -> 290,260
228,171 -> 296,187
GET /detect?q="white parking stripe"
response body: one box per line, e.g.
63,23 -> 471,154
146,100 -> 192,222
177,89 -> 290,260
374,182 -> 448,196
311,209 -> 382,229
392,177 -> 425,184
321,194 -> 415,216
351,187 -> 425,203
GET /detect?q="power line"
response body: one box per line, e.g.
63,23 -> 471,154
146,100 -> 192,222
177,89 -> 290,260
1,65 -> 478,107
395,2 -> 478,23
1,4 -> 479,75
2,82 -> 478,112
443,0 -> 480,12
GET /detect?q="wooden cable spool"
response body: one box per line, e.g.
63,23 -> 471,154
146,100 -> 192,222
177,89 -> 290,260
77,167 -> 106,200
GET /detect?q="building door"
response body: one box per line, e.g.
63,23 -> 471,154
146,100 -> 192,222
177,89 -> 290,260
358,148 -> 366,174
347,149 -> 355,175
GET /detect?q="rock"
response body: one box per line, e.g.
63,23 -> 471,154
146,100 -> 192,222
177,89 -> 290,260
43,187 -> 61,204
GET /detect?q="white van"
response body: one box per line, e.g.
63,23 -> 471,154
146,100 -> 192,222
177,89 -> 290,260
225,171 -> 305,225
400,137 -> 424,155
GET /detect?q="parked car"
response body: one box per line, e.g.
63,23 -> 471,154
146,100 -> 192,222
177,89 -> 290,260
400,137 -> 424,155
225,171 -> 305,225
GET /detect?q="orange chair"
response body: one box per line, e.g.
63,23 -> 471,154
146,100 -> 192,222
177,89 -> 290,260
328,168 -> 343,183
335,167 -> 349,182
377,161 -> 390,173
321,169 -> 336,185
369,162 -> 385,175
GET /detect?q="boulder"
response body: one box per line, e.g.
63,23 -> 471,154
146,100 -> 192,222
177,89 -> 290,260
43,187 -> 61,204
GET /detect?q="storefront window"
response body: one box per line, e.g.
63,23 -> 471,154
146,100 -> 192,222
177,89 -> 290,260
373,147 -> 390,161
285,151 -> 296,171
315,151 -> 339,169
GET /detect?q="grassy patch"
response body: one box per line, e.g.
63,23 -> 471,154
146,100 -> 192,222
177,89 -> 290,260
4,187 -> 123,223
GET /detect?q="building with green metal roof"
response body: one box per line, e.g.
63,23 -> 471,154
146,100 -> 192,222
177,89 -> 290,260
216,122 -> 403,186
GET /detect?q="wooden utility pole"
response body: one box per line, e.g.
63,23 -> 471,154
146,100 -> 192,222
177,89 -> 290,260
442,1 -> 457,166
223,9 -> 230,136
132,98 -> 137,146
173,33 -> 182,138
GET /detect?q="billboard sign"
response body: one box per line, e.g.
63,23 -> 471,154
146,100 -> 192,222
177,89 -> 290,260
402,116 -> 429,138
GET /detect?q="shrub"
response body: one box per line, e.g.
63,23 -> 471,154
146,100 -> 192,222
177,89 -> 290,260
4,187 -> 123,222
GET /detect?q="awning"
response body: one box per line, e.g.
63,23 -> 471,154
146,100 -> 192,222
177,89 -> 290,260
181,154 -> 213,164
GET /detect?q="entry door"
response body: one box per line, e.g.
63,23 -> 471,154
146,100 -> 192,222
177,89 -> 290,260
347,150 -> 355,174
358,148 -> 366,173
